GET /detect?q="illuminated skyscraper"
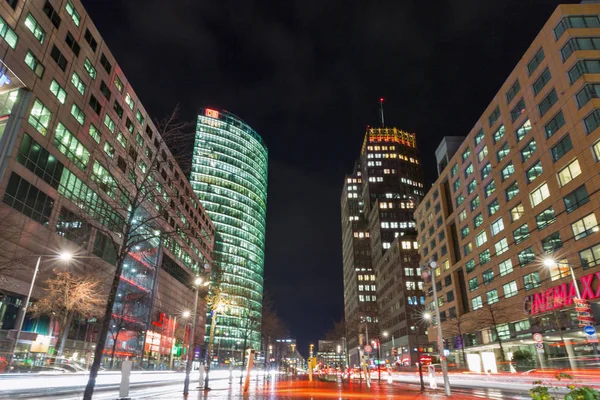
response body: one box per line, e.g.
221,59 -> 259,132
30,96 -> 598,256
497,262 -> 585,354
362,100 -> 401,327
191,109 -> 268,354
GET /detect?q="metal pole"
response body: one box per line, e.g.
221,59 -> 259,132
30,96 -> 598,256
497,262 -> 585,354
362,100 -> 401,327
431,264 -> 451,396
183,289 -> 199,395
568,264 -> 582,299
417,350 -> 424,392
8,256 -> 41,369
204,310 -> 218,390
377,341 -> 381,382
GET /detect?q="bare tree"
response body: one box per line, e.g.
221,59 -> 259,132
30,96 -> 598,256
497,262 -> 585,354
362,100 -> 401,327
442,313 -> 470,367
324,319 -> 346,343
81,109 -> 209,400
479,301 -> 514,363
31,271 -> 104,357
107,294 -> 143,369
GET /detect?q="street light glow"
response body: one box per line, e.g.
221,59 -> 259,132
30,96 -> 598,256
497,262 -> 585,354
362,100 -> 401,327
423,312 -> 432,320
194,277 -> 203,286
543,257 -> 557,267
58,252 -> 73,261
182,311 -> 191,318
382,331 -> 389,337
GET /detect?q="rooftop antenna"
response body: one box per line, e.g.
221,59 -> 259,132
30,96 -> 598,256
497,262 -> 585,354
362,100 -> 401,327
379,98 -> 385,128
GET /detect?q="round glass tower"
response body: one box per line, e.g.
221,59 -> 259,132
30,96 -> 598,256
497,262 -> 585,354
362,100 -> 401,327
191,109 -> 268,354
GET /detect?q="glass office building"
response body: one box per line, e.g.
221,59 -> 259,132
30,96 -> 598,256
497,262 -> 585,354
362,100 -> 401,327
192,109 -> 268,354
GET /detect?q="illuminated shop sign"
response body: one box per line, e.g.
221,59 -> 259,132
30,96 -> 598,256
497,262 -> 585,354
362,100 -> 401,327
523,272 -> 600,315
205,109 -> 219,118
0,69 -> 11,87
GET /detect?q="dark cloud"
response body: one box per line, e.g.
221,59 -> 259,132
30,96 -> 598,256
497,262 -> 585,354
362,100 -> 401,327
82,0 -> 578,353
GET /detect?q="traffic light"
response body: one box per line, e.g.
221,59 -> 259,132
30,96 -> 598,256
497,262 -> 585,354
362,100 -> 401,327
392,347 -> 398,357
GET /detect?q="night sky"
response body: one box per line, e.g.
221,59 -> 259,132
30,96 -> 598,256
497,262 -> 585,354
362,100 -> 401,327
82,0 -> 578,355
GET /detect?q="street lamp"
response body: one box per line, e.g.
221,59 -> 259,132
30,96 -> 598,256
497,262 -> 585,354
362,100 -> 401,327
183,277 -> 206,395
425,261 -> 451,396
382,330 -> 395,360
204,293 -> 228,390
8,252 -> 73,369
543,258 -> 581,298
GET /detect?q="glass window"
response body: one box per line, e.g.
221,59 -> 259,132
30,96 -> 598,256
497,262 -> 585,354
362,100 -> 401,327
117,132 -> 127,148
0,15 -> 18,49
523,272 -> 541,291
65,0 -> 81,26
469,277 -> 479,291
518,247 -> 536,266
84,58 -> 96,80
481,163 -> 492,180
49,79 -> 66,104
2,173 -> 53,224
453,178 -> 461,192
53,122 -> 90,170
511,203 -> 525,222
521,140 -> 537,162
470,195 -> 480,211
594,140 -> 600,161
491,218 -> 504,236
569,59 -> 600,84
516,119 -> 532,142
551,135 -> 573,162
478,146 -> 488,163
459,209 -> 468,222
497,142 -> 509,162
70,72 -> 86,95
456,193 -> 465,207
505,181 -> 519,201
474,129 -> 484,145
483,269 -> 494,284
536,207 -> 556,230
24,51 -> 45,78
479,249 -> 491,265
545,111 -> 565,138
506,80 -> 520,104
463,242 -> 472,256
542,231 -> 563,253
125,93 -> 135,110
555,16 -> 600,40
465,163 -> 474,178
472,296 -> 483,310
70,103 -> 84,125
503,281 -> 518,298
493,125 -> 505,143
533,68 -> 552,96
526,161 -> 543,183
558,159 -> 582,187
24,13 -> 45,43
572,213 -> 599,240
89,124 -> 100,144
465,259 -> 475,273
467,179 -> 477,194
510,99 -> 526,122
549,259 -> 571,281
564,185 -> 590,213
461,225 -> 470,239
530,182 -> 550,207
501,162 -> 514,181
28,99 -> 51,135
484,180 -> 496,198
488,107 -> 500,127
527,48 -> 545,76
495,238 -> 509,255
576,83 -> 600,108
114,75 -> 124,93
136,110 -> 145,125
488,199 -> 499,216
451,164 -> 458,177
104,114 -> 115,133
462,147 -> 471,162
513,223 -> 530,244
499,259 -> 513,276
538,88 -> 558,116
473,213 -> 484,228
486,289 -> 499,304
475,231 -> 487,247
103,141 -> 114,158
580,243 -> 600,270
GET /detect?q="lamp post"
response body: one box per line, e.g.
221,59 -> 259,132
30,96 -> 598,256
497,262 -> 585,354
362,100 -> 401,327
183,277 -> 206,395
543,258 -> 581,298
424,261 -> 451,396
204,297 -> 227,390
383,330 -> 395,362
8,252 -> 73,369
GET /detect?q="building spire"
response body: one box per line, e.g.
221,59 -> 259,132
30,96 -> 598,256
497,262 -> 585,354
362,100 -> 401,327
379,98 -> 385,128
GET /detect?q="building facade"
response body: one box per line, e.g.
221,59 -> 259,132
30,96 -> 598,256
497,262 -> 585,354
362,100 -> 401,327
341,126 -> 427,366
0,0 -> 214,369
191,108 -> 268,356
416,3 -> 600,373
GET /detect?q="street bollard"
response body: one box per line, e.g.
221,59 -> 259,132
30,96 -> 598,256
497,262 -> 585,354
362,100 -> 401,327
244,350 -> 255,393
199,363 -> 205,388
119,360 -> 132,399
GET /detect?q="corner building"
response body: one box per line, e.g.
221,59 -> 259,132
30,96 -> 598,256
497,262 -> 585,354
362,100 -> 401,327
0,0 -> 214,368
416,3 -> 600,372
191,109 -> 268,355
342,127 -> 427,366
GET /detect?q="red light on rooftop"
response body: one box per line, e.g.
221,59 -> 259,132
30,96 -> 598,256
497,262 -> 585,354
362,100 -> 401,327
205,109 -> 219,118
379,98 -> 384,102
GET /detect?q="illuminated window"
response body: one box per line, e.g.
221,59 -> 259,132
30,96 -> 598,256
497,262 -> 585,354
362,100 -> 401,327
480,249 -> 491,264
88,124 -> 100,144
478,146 -> 488,163
523,272 -> 541,290
491,218 -> 504,236
486,289 -> 499,304
521,140 -> 537,162
49,80 -> 66,104
530,182 -> 550,207
542,231 -> 563,253
572,213 -> 598,240
502,281 -> 518,298
0,15 -> 18,48
484,180 -> 495,198
499,259 -> 513,276
526,161 -> 543,183
103,114 -> 115,133
25,51 -> 44,78
53,123 -> 90,170
518,247 -> 535,266
493,125 -> 505,143
488,199 -> 499,216
505,181 -> 519,201
25,13 -> 45,43
516,119 -> 532,142
65,0 -> 81,26
28,99 -> 51,135
84,57 -> 96,80
558,159 -> 582,187
474,129 -> 484,145
475,231 -> 487,247
501,162 -> 514,181
511,203 -> 524,222
71,72 -> 86,95
536,207 -> 556,230
549,259 -> 570,281
495,238 -> 509,255
513,223 -> 530,244
473,213 -> 483,228
471,296 -> 483,310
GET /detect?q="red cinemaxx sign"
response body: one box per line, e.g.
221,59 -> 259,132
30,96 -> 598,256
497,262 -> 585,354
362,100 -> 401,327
523,272 -> 600,315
